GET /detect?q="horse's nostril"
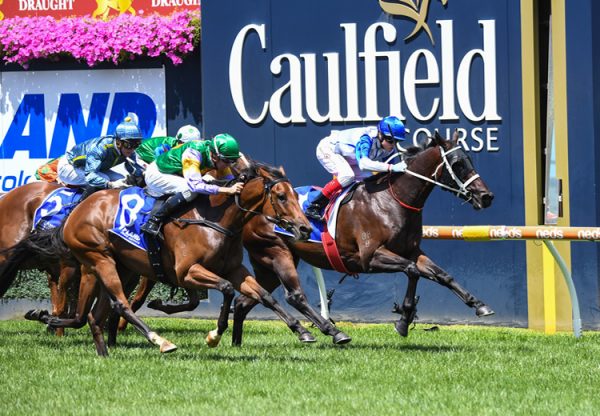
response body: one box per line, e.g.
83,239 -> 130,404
482,193 -> 494,207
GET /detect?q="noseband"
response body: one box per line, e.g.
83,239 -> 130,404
234,176 -> 297,232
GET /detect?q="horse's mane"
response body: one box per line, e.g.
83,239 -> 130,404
363,143 -> 427,185
239,158 -> 286,181
402,143 -> 427,162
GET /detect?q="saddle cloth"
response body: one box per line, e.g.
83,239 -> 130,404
273,185 -> 352,242
32,187 -> 83,231
108,187 -> 156,251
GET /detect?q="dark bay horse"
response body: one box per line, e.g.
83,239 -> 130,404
231,132 -> 494,344
19,161 -> 340,355
0,182 -> 80,332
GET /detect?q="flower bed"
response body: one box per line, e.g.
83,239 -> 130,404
0,11 -> 200,68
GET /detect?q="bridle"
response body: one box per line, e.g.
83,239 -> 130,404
410,146 -> 479,199
234,175 -> 297,233
387,144 -> 479,210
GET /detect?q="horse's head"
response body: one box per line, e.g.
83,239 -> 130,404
236,160 -> 312,241
430,131 -> 494,210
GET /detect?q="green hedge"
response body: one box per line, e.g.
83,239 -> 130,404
3,269 -> 206,304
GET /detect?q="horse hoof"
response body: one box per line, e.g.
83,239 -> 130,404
476,305 -> 495,317
394,319 -> 409,337
147,299 -> 162,310
24,309 -> 48,321
148,331 -> 177,353
160,341 -> 178,354
206,329 -> 222,348
299,333 -> 317,343
332,331 -> 352,345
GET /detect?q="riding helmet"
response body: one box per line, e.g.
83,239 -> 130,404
212,133 -> 241,161
378,116 -> 406,141
115,112 -> 143,142
176,125 -> 201,143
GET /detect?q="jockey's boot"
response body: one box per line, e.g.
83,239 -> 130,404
141,192 -> 188,238
305,178 -> 343,222
304,191 -> 329,222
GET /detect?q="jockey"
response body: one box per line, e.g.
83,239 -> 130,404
135,124 -> 201,166
305,115 -> 408,221
56,113 -> 144,199
140,133 -> 245,237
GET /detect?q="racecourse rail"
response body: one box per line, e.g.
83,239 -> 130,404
314,225 -> 598,338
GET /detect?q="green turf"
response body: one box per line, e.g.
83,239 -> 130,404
0,318 -> 598,415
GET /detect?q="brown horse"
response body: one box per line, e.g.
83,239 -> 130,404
231,132 -> 494,344
0,182 -> 80,332
19,161 -> 344,355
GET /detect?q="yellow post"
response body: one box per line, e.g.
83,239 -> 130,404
520,0 -> 546,331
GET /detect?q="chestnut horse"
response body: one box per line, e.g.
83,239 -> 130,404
0,182 -> 80,331
231,132 -> 495,344
18,161 -> 350,355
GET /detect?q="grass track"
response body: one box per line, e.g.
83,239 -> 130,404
0,318 -> 599,415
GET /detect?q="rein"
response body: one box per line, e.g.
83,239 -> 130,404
388,146 -> 479,210
175,175 -> 293,236
234,176 -> 297,233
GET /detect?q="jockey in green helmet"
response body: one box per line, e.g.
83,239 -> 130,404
140,133 -> 243,238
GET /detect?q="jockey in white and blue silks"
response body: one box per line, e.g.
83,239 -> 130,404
57,113 -> 145,199
305,116 -> 408,221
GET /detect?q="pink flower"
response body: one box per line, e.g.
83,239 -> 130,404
0,11 -> 200,67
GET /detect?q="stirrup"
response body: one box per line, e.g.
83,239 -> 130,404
141,220 -> 162,237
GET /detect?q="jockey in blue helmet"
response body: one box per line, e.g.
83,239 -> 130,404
305,115 -> 407,221
56,113 -> 144,199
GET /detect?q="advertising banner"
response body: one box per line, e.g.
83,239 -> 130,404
0,67 -> 166,192
202,0 -> 528,323
0,0 -> 199,20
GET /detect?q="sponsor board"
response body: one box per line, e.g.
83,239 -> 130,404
0,68 -> 166,192
202,0 -> 523,226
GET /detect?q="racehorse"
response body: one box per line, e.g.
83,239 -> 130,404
231,132 -> 495,344
18,160 -> 348,355
0,181 -> 80,333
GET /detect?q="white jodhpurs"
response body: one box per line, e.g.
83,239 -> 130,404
316,138 -> 360,187
144,162 -> 190,198
56,156 -> 122,186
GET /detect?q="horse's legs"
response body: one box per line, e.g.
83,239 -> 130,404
250,253 -> 351,345
147,289 -> 201,314
227,264 -> 316,346
232,294 -> 257,347
118,276 -> 156,332
232,257 -> 283,347
415,253 -> 494,317
179,263 -> 236,347
90,257 -> 177,353
368,247 -> 427,336
47,271 -> 63,336
47,263 -> 78,336
87,288 -> 112,357
30,266 -> 99,329
394,273 -> 420,337
107,272 -> 142,347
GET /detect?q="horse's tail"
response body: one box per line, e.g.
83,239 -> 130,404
20,223 -> 70,260
0,224 -> 71,295
0,227 -> 67,296
0,245 -> 29,297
